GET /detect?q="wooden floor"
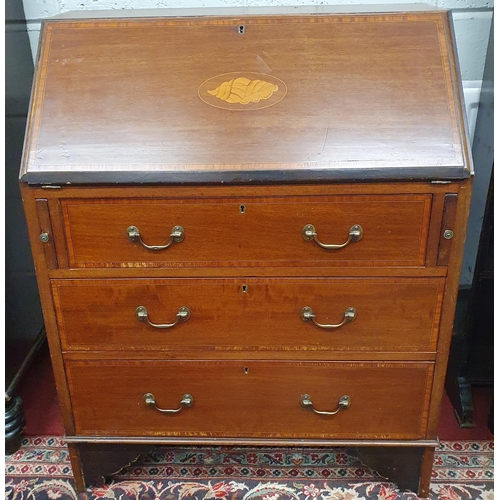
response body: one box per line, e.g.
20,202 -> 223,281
18,342 -> 494,440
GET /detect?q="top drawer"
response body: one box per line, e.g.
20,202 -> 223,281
61,194 -> 431,268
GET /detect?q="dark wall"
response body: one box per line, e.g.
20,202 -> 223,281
5,0 -> 44,389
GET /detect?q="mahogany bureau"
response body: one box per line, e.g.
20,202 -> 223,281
19,6 -> 472,497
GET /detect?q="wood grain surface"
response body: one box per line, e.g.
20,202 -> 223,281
60,194 -> 431,268
52,277 -> 444,353
20,11 -> 469,184
66,360 -> 434,439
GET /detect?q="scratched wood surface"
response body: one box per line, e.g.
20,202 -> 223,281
20,10 -> 469,183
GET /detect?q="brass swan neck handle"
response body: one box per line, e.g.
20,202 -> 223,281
136,305 -> 190,329
302,224 -> 363,250
301,306 -> 357,329
143,393 -> 194,413
300,394 -> 351,415
127,225 -> 184,251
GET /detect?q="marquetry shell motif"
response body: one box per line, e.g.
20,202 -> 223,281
207,77 -> 278,104
199,72 -> 287,110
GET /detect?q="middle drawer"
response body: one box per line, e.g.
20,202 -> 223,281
53,278 -> 444,352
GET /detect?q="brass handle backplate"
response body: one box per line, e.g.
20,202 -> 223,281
136,305 -> 190,329
300,394 -> 351,415
126,225 -> 184,251
301,306 -> 357,329
143,393 -> 194,413
302,224 -> 363,250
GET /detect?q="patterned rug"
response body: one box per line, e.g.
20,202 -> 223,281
5,437 -> 493,499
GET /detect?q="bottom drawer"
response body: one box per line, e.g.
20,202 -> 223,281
66,361 -> 433,439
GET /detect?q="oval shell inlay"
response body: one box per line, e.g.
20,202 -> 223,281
199,72 -> 287,111
208,77 -> 278,104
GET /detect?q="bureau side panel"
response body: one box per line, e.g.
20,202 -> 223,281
426,178 -> 473,437
19,183 -> 76,433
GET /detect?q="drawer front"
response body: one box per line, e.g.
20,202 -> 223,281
66,361 -> 433,439
61,195 -> 431,268
53,278 -> 444,352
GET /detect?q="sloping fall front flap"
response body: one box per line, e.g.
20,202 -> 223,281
20,8 -> 471,184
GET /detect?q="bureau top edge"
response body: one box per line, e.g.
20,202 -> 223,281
49,4 -> 442,20
20,9 -> 471,185
20,164 -> 471,186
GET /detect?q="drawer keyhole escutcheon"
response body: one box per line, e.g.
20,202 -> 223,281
240,204 -> 245,214
126,225 -> 184,251
302,224 -> 363,250
136,305 -> 190,329
301,306 -> 356,329
300,394 -> 351,415
241,284 -> 248,293
144,393 -> 194,413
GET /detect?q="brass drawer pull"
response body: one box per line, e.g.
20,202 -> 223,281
301,306 -> 357,329
302,224 -> 363,249
126,225 -> 184,251
144,393 -> 194,413
136,305 -> 190,329
300,394 -> 351,415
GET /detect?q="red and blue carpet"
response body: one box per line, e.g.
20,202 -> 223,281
5,437 -> 493,499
